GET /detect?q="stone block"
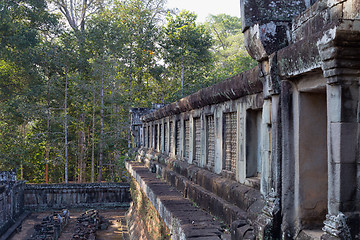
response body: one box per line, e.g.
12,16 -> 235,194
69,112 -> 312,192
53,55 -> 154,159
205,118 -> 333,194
244,22 -> 290,61
329,122 -> 358,164
278,34 -> 322,78
343,0 -> 360,19
328,162 -> 357,213
240,0 -> 307,31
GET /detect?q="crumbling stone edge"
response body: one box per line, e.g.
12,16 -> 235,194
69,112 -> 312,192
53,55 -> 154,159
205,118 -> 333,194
132,148 -> 273,239
125,161 -> 229,239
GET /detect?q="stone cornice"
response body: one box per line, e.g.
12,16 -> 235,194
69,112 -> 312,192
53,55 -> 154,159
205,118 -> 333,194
141,66 -> 263,122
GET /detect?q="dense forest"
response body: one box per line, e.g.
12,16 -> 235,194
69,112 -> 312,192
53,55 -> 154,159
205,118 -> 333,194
0,0 -> 255,183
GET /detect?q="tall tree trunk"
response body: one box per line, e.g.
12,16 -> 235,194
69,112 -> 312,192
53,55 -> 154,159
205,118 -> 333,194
46,116 -> 49,183
181,56 -> 184,97
128,45 -> 133,150
64,70 -> 68,183
21,124 -> 25,181
91,85 -> 96,183
128,63 -> 132,150
46,73 -> 50,184
110,82 -> 114,181
20,162 -> 23,181
98,77 -> 104,182
78,114 -> 85,183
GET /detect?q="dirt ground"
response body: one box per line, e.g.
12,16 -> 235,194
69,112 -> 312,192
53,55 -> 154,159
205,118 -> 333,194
9,209 -> 129,240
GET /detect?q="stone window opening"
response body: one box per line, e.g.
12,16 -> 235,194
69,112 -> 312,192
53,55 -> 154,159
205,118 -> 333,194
164,122 -> 168,153
223,112 -> 237,177
184,119 -> 190,162
193,117 -> 201,166
170,121 -> 174,155
154,124 -> 158,151
159,123 -> 162,152
143,127 -> 147,148
246,109 -> 262,179
206,115 -> 215,170
175,120 -> 181,156
147,126 -> 150,148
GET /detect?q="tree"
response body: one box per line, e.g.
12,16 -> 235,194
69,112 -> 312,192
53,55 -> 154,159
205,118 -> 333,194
205,14 -> 256,82
161,10 -> 214,99
0,0 -> 57,175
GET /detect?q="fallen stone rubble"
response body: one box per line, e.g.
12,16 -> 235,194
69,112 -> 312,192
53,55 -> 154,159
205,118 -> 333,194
27,209 -> 70,240
72,209 -> 105,240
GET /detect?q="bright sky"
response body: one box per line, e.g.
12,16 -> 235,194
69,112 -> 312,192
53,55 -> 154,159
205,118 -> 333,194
166,0 -> 241,23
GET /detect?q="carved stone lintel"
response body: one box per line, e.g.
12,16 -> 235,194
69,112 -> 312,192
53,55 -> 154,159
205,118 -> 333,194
322,212 -> 352,240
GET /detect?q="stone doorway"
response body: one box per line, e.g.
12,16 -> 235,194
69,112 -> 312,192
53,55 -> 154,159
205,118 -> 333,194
297,91 -> 328,228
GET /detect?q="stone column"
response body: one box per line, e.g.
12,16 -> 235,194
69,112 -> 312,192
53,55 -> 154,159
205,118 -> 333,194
157,121 -> 161,152
200,113 -> 206,168
280,80 -> 296,239
166,118 -> 170,154
317,25 -> 360,239
214,107 -> 223,174
253,54 -> 282,239
170,116 -> 176,157
238,102 -> 246,183
180,114 -> 184,159
149,122 -> 153,149
189,115 -> 194,164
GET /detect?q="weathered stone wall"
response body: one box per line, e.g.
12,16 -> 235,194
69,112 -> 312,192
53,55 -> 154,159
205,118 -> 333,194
0,171 -> 25,237
136,150 -> 265,233
126,161 -> 233,240
135,66 -> 269,239
24,183 -> 131,211
241,0 -> 360,239
142,66 -> 265,186
126,178 -> 170,240
129,0 -> 360,239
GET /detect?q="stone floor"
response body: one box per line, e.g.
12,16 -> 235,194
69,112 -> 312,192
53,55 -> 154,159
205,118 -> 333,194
9,209 -> 129,240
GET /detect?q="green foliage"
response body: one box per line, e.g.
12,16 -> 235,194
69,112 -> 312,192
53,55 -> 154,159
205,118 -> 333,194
0,1 -> 255,183
205,14 -> 257,83
161,10 -> 214,100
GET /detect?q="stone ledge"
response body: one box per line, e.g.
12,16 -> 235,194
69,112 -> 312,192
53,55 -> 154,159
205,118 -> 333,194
0,211 -> 30,240
141,67 -> 263,122
126,161 -> 228,240
138,149 -> 265,225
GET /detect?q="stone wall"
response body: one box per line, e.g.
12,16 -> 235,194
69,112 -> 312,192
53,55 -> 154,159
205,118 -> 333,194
131,0 -> 360,239
142,67 -> 264,186
136,66 -> 269,238
24,183 -> 131,211
0,170 -> 25,237
126,178 -> 170,240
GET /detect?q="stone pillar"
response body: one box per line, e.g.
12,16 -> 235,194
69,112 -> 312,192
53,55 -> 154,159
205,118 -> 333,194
170,117 -> 176,157
152,122 -> 155,149
180,115 -> 184,159
149,122 -> 153,149
214,107 -> 223,174
160,119 -> 164,153
166,118 -> 170,154
157,121 -> 161,152
238,103 -> 246,183
255,54 -> 282,239
317,25 -> 360,239
260,99 -> 271,194
189,115 -> 194,164
280,80 -> 296,239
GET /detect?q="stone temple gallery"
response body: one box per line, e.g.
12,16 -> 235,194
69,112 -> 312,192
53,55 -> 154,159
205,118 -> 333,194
2,0 -> 360,239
